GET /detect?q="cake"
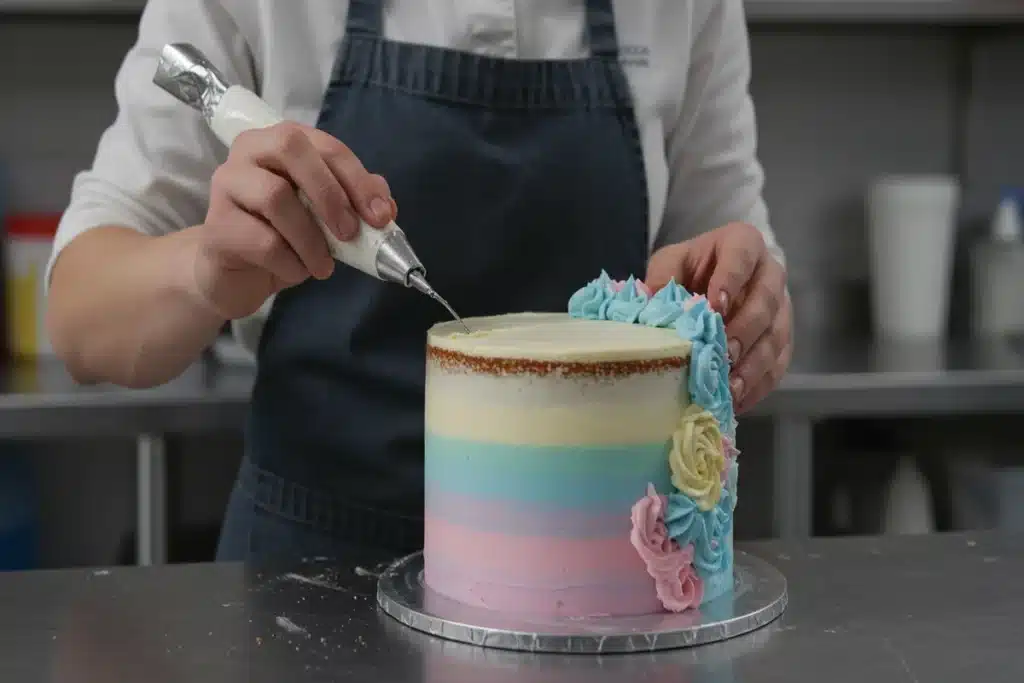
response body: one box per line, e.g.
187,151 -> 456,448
423,272 -> 739,618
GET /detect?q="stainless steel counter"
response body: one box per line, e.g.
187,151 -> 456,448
1,531 -> 1019,682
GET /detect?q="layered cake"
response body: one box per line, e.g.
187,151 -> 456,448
423,272 -> 739,618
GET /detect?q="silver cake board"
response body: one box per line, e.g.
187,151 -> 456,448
377,551 -> 787,654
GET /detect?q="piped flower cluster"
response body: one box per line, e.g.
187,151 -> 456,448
568,271 -> 740,613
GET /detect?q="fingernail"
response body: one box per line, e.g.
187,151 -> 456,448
317,261 -> 335,280
370,197 -> 390,224
337,210 -> 359,240
728,339 -> 741,363
730,376 -> 745,398
719,291 -> 730,316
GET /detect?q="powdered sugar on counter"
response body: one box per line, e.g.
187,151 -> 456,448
275,616 -> 308,636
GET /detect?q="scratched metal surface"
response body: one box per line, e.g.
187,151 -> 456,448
0,532 -> 1019,682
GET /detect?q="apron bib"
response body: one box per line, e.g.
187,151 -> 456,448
217,0 -> 649,563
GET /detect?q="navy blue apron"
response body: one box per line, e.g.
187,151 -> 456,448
216,0 -> 649,564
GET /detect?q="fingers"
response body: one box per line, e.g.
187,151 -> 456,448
733,293 -> 793,413
202,203 -> 309,287
645,236 -> 714,293
233,123 -> 357,240
706,222 -> 765,317
645,242 -> 689,292
307,127 -> 397,229
723,254 -> 787,363
233,123 -> 397,244
212,164 -> 334,280
646,222 -> 788,413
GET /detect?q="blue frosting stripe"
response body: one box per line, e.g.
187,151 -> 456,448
425,433 -> 673,508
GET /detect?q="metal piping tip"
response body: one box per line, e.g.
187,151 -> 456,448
408,272 -> 471,333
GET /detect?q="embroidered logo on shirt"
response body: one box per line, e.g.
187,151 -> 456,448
620,45 -> 650,67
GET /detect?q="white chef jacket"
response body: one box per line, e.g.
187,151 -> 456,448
49,0 -> 783,354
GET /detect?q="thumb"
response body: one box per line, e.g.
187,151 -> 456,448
644,242 -> 693,293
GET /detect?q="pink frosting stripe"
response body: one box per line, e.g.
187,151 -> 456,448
424,565 -> 662,617
426,491 -> 630,537
424,515 -> 649,583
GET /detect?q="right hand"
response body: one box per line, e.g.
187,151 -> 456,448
191,121 -> 397,320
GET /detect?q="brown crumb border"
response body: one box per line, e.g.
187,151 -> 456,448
428,346 -> 688,378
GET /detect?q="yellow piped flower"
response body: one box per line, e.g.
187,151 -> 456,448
668,404 -> 726,511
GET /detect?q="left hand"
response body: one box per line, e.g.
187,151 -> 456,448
646,222 -> 792,414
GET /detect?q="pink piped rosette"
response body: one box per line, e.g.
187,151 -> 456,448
629,484 -> 704,611
568,272 -> 739,613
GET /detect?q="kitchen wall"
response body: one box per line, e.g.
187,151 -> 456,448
1,15 -> 1023,566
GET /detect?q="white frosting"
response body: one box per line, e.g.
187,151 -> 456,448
428,313 -> 690,361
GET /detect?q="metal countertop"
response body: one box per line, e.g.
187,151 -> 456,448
1,531 -> 1020,682
0,336 -> 1020,436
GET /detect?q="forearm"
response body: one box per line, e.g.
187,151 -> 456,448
46,226 -> 226,388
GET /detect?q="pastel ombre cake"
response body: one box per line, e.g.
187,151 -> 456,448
423,272 -> 739,618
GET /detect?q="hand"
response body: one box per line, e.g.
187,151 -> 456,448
646,222 -> 792,414
191,121 -> 397,320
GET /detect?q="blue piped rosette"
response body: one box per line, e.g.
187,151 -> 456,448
568,271 -> 740,611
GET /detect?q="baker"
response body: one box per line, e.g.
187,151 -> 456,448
46,0 -> 791,564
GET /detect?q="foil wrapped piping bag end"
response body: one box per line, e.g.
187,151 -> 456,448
152,43 -> 229,122
151,43 -> 472,333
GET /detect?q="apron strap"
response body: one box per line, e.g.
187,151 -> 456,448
346,0 -> 383,38
584,0 -> 621,59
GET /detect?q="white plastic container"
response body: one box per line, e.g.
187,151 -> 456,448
881,456 -> 935,535
970,191 -> 1024,337
5,214 -> 59,357
867,175 -> 960,340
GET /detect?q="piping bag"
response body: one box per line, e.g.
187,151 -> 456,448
152,43 -> 470,333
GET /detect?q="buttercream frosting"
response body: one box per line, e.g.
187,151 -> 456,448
654,548 -> 704,613
668,405 -> 726,511
570,271 -> 739,611
727,461 -> 740,510
429,313 -> 689,362
629,484 -> 676,572
628,484 -> 705,613
722,436 -> 740,485
665,488 -> 734,578
568,272 -> 736,440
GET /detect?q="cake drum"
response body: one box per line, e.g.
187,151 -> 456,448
377,551 -> 787,654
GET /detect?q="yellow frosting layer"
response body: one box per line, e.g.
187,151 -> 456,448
426,394 -> 689,445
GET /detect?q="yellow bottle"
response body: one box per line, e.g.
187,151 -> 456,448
4,215 -> 60,358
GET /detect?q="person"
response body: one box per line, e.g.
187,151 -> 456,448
46,0 -> 792,564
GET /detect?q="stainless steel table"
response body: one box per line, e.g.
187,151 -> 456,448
4,336 -> 1024,564
1,531 -> 1019,682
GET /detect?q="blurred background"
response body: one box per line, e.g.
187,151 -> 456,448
0,0 -> 1022,572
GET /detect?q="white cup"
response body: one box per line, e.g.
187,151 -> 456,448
867,175 -> 960,340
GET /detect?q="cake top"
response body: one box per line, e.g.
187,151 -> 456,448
428,312 -> 690,362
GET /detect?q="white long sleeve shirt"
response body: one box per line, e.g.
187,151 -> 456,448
50,0 -> 782,353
